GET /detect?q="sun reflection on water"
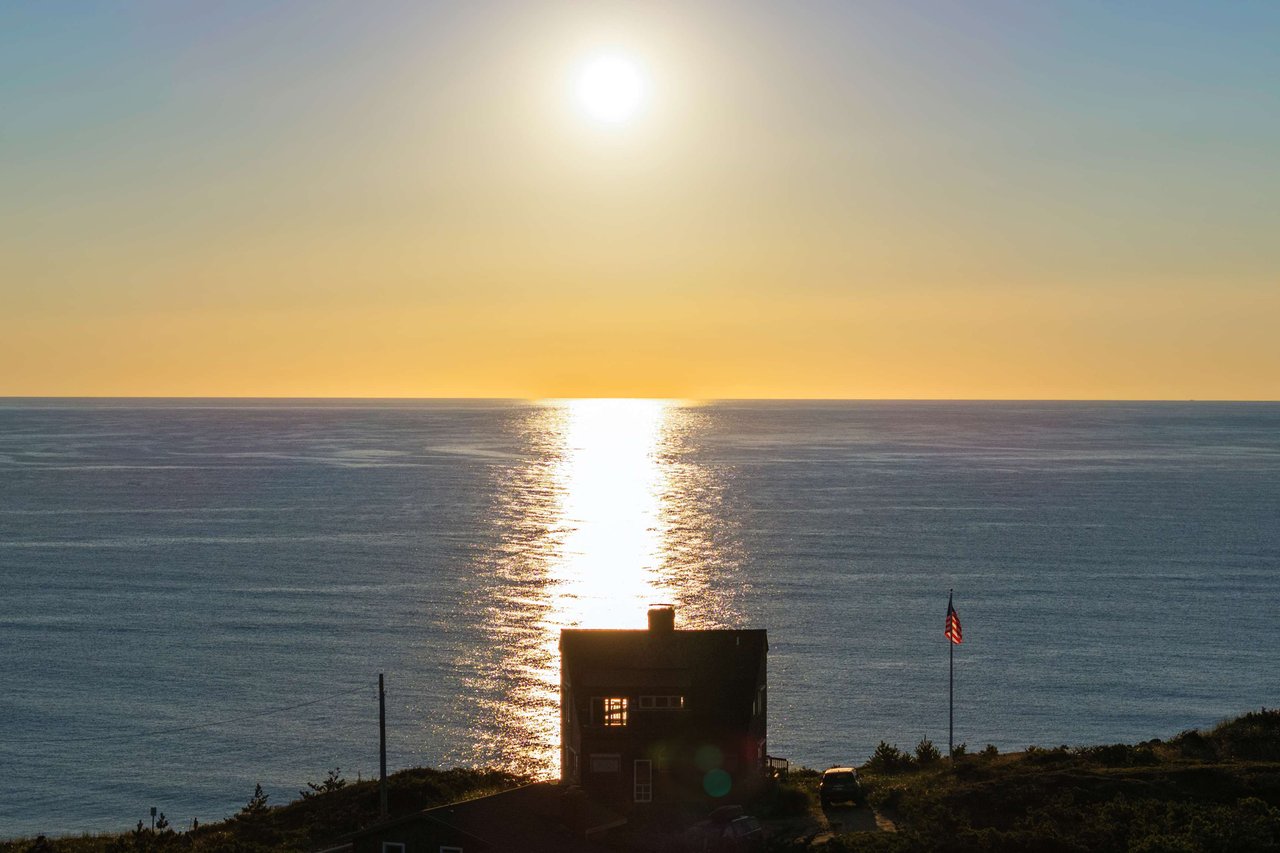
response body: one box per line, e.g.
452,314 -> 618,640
547,398 -> 673,628
458,399 -> 743,777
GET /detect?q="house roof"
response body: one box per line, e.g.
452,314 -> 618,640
560,628 -> 768,672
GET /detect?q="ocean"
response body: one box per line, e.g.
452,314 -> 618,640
1,399 -> 1277,837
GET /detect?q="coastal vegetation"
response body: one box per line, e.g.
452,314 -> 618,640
1,768 -> 527,853
818,709 -> 1280,852
6,711 -> 1279,852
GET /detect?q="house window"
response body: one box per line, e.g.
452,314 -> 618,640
565,746 -> 579,781
634,759 -> 653,803
590,753 -> 621,773
381,844 -> 405,853
440,847 -> 464,853
753,686 -> 767,717
591,696 -> 629,726
639,695 -> 685,710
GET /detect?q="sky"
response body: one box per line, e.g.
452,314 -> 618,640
2,0 -> 1278,399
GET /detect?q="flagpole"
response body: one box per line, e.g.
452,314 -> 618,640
948,588 -> 954,761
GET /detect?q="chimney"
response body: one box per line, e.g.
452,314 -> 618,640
647,604 -> 675,633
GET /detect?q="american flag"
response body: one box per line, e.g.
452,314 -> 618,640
945,594 -> 963,645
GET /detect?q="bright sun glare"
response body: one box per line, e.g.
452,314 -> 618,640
574,53 -> 647,125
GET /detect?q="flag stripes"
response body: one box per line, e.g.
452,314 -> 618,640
945,596 -> 963,645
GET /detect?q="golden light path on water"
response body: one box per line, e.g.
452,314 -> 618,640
461,399 -> 743,777
549,399 -> 671,627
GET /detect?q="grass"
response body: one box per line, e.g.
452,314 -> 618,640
1,767 -> 529,853
825,709 -> 1280,852
7,711 -> 1280,852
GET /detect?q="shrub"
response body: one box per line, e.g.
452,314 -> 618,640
1025,745 -> 1073,766
301,768 -> 347,799
1075,743 -> 1161,767
868,782 -> 905,813
239,783 -> 269,818
1209,708 -> 1280,760
914,739 -> 941,766
1171,729 -> 1217,761
866,741 -> 913,774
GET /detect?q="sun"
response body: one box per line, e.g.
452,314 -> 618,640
574,53 -> 648,125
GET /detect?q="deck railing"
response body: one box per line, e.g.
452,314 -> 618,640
763,755 -> 789,779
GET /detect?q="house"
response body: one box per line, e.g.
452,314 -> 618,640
559,605 -> 770,809
324,782 -> 621,853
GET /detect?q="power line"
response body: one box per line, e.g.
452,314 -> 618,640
5,684 -> 371,746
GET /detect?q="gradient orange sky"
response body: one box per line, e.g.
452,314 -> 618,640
3,1 -> 1277,399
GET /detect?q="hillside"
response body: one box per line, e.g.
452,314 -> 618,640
820,709 -> 1280,852
2,767 -> 527,853
6,710 -> 1280,852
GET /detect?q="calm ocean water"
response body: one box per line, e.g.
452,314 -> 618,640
1,399 -> 1277,836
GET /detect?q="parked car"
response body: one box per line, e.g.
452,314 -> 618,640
819,766 -> 864,807
684,805 -> 764,852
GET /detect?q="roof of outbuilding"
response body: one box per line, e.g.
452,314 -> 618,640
344,782 -> 619,853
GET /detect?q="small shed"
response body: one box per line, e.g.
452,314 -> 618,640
326,781 -> 621,853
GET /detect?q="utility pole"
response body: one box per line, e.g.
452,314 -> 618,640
379,673 -> 388,819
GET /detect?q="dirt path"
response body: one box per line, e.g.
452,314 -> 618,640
765,802 -> 896,847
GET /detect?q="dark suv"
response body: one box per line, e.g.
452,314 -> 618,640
819,767 -> 863,807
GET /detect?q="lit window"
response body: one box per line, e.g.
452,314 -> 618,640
591,696 -> 629,726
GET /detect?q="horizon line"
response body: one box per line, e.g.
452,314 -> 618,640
2,395 -> 1277,404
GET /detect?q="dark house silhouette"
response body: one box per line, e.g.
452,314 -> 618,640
559,605 -> 770,809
